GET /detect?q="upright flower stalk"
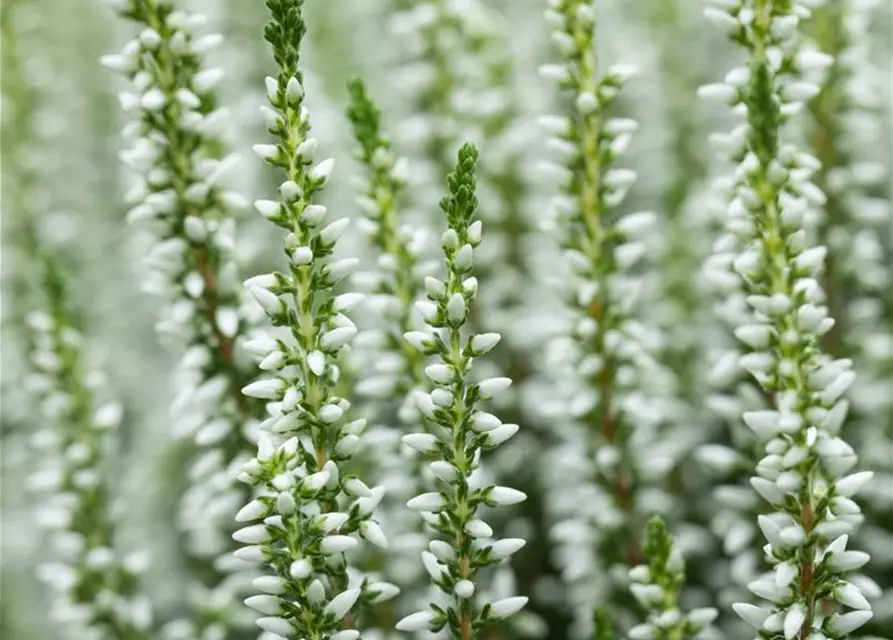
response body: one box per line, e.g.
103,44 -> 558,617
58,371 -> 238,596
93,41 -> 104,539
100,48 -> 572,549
700,1 -> 874,637
395,144 -> 529,638
231,1 -> 396,638
344,75 -> 433,628
4,5 -> 152,635
344,76 -> 425,416
102,2 -> 264,632
26,262 -> 152,639
808,1 -> 892,629
539,0 -> 672,631
626,517 -> 718,640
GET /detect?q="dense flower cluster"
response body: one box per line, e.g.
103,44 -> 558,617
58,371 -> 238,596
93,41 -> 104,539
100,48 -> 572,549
231,1 -> 397,638
102,1 -> 264,635
537,0 -> 679,633
700,0 -> 875,637
26,273 -> 152,639
625,517 -> 718,640
395,143 -> 529,637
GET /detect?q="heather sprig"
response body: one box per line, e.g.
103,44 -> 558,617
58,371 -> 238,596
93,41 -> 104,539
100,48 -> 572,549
539,0 -> 674,632
26,262 -> 152,639
4,6 -> 152,635
701,1 -> 874,637
103,1 -> 263,633
344,75 -> 434,629
231,2 -> 396,638
395,143 -> 529,637
808,1 -> 892,629
625,517 -> 718,640
345,76 -> 425,411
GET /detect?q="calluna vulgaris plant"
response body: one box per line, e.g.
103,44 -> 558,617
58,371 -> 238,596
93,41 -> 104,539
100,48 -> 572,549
2,0 -> 890,639
102,1 -> 264,636
700,0 -> 876,638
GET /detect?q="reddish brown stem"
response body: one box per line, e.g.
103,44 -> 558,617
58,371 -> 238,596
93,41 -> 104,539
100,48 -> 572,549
590,299 -> 642,566
192,241 -> 248,414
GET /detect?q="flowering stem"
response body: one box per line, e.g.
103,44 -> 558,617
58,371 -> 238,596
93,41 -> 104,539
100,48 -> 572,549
702,1 -> 875,637
397,144 -> 528,638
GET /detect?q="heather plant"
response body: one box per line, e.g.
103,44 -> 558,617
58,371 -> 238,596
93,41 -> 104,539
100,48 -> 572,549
26,264 -> 154,640
537,0 -> 682,634
394,142 -> 529,638
699,0 -> 876,637
1,1 -> 891,640
102,1 -> 265,635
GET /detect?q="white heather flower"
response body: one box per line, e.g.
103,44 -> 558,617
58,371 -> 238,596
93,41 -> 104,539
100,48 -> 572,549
227,6 -> 379,640
103,4 -> 262,637
702,1 -> 872,634
19,298 -> 154,638
539,3 -> 686,631
488,596 -> 528,619
395,610 -> 436,632
397,144 -> 526,632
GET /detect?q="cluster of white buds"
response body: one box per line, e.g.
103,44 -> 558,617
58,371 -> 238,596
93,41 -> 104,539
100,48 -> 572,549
806,0 -> 893,625
444,0 -> 533,338
538,0 -> 677,633
344,76 -> 426,419
231,1 -> 398,638
395,143 -> 529,636
697,172 -> 775,616
102,2 -> 263,634
343,76 -> 442,619
700,1 -> 876,637
24,303 -> 152,639
625,517 -> 719,640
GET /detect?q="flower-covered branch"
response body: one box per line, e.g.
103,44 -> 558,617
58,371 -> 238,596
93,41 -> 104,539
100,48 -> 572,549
102,0 -> 264,632
626,517 -> 718,640
27,261 -> 153,639
700,1 -> 875,637
395,143 -> 528,638
539,0 -> 675,632
344,76 -> 425,415
231,1 -> 397,638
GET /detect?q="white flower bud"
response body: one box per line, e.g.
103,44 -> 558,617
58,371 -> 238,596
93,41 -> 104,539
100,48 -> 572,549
488,596 -> 528,619
235,500 -> 267,522
245,595 -> 282,616
324,588 -> 361,620
242,378 -> 284,399
403,433 -> 439,454
320,535 -> 357,554
407,492 -> 446,512
360,520 -> 388,548
253,575 -> 287,595
698,83 -> 738,104
310,158 -> 335,184
447,293 -> 467,324
232,525 -> 269,544
487,486 -> 526,506
488,538 -> 526,560
396,611 -> 436,632
828,611 -> 873,635
471,333 -> 501,354
256,617 -> 294,636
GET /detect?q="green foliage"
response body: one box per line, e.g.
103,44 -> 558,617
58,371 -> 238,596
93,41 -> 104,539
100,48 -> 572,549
593,607 -> 617,640
440,143 -> 480,232
346,77 -> 388,161
264,0 -> 307,83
